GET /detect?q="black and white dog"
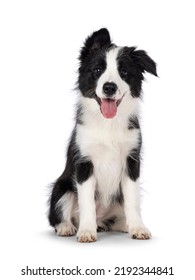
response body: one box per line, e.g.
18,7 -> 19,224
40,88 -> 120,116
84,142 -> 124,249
48,28 -> 157,242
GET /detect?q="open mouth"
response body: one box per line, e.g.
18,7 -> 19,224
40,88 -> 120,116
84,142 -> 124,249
97,95 -> 124,119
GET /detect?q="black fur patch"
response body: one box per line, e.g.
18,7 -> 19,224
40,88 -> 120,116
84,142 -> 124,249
117,47 -> 157,97
97,226 -> 105,232
97,216 -> 117,232
76,160 -> 94,184
126,149 -> 140,181
95,190 -> 101,200
103,216 -> 117,231
76,104 -> 84,125
126,133 -> 142,181
111,185 -> 124,205
128,115 -> 140,130
79,28 -> 111,62
78,52 -> 107,98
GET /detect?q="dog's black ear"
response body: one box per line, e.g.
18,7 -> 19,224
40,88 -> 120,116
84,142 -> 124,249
79,28 -> 111,60
130,48 -> 158,77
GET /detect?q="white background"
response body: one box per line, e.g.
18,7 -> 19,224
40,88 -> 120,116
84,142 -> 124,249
0,0 -> 195,279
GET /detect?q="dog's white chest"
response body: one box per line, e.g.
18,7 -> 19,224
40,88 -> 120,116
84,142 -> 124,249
92,141 -> 125,206
76,119 -> 139,206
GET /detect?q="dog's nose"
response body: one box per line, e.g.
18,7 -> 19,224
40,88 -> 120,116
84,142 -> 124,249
103,82 -> 117,96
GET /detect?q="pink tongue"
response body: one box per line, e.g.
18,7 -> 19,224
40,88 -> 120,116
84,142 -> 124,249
100,99 -> 117,118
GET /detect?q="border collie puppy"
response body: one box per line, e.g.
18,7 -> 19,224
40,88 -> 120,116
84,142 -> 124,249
48,28 -> 157,242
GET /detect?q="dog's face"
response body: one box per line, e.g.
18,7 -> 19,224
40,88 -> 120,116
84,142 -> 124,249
78,28 -> 157,118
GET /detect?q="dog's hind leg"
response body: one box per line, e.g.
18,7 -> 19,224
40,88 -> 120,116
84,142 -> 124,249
48,129 -> 79,236
48,177 -> 78,237
54,192 -> 77,236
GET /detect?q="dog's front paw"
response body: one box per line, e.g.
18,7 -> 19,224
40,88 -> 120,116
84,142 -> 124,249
55,222 -> 77,236
130,227 -> 151,240
77,230 -> 97,243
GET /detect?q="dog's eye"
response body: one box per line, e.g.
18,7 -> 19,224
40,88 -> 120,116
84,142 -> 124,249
93,67 -> 102,76
120,68 -> 128,78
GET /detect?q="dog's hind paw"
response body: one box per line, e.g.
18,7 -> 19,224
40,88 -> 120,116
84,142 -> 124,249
55,222 -> 77,236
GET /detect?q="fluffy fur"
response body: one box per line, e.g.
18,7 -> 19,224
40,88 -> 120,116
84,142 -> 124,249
48,28 -> 157,242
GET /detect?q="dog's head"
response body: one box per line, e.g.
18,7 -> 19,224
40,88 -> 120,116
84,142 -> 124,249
78,28 -> 157,119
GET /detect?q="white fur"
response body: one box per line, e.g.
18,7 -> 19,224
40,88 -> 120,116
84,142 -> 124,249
96,47 -> 129,100
122,176 -> 151,238
77,176 -> 97,242
56,192 -> 74,222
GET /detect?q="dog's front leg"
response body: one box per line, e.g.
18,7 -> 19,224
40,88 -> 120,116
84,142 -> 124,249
122,150 -> 151,240
122,177 -> 151,239
76,162 -> 97,242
